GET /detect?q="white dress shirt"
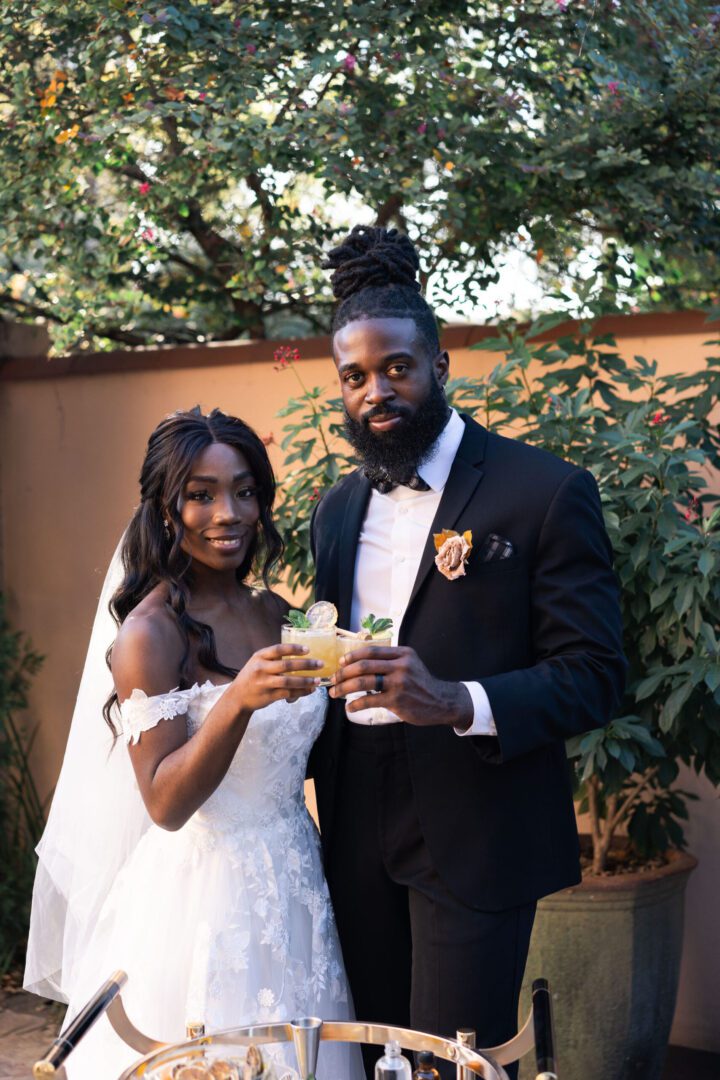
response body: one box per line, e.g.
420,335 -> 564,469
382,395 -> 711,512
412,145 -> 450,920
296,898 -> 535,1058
347,408 -> 497,737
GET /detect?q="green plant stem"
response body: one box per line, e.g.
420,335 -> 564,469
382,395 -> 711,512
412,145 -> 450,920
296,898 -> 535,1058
289,361 -> 332,460
607,766 -> 661,837
519,364 -> 536,410
587,775 -> 619,874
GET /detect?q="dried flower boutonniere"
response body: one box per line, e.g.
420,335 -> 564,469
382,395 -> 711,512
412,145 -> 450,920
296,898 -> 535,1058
433,529 -> 473,581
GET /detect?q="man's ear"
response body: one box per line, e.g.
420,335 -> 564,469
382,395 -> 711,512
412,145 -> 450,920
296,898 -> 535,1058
433,350 -> 450,386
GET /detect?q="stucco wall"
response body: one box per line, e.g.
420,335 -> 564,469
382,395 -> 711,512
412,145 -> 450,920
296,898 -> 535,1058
1,310 -> 718,1046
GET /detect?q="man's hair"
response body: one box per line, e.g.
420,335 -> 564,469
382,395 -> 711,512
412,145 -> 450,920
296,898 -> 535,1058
323,225 -> 440,356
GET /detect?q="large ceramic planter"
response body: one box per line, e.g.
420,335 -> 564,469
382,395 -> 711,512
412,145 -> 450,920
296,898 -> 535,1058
518,849 -> 697,1080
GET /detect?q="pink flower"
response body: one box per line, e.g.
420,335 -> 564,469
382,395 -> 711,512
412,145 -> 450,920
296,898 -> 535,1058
435,534 -> 472,581
141,228 -> 155,242
607,81 -> 620,95
556,0 -> 568,9
684,495 -> 701,522
246,43 -> 257,54
273,345 -> 299,370
198,92 -> 207,101
138,181 -> 151,195
343,54 -> 357,73
650,409 -> 670,426
417,121 -> 427,135
261,432 -> 275,447
308,486 -> 320,503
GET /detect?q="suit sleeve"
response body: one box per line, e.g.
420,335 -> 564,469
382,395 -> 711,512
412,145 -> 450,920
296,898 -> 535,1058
478,467 -> 626,763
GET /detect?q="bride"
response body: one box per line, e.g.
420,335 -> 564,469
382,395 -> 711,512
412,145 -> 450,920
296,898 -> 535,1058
24,407 -> 363,1079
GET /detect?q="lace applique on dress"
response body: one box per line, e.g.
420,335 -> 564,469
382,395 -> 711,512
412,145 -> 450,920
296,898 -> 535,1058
63,683 -> 362,1079
118,682 -> 213,745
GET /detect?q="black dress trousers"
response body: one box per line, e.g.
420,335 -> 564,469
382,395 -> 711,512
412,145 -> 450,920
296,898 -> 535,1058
325,722 -> 536,1080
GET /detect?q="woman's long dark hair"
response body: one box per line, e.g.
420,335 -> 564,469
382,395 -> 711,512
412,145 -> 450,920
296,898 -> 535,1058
103,407 -> 284,734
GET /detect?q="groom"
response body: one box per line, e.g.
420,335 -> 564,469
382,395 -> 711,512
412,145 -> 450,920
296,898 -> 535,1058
309,227 -> 625,1077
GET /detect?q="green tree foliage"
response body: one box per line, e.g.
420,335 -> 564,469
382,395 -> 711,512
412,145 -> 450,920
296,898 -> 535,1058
272,318 -> 720,871
1,1 -> 719,351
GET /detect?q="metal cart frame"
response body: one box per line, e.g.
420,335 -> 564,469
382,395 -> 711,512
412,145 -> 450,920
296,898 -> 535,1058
32,970 -> 558,1080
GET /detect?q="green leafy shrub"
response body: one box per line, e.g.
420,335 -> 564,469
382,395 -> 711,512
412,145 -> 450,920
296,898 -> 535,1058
273,321 -> 720,872
0,595 -> 44,975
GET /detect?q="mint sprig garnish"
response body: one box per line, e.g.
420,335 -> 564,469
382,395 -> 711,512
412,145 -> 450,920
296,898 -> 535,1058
361,614 -> 393,637
286,609 -> 311,629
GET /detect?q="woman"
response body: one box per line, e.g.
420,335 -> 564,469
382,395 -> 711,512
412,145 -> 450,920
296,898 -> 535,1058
25,408 -> 362,1079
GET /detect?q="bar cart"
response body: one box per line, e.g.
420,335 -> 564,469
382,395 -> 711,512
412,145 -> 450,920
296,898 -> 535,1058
32,970 -> 558,1079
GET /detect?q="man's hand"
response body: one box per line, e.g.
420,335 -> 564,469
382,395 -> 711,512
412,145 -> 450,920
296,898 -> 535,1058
329,645 -> 473,729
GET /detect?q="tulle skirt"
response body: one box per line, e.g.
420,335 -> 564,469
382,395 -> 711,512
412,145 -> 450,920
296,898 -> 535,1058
62,809 -> 363,1080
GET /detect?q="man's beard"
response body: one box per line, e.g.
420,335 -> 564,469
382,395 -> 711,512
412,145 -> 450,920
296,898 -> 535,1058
343,377 -> 450,485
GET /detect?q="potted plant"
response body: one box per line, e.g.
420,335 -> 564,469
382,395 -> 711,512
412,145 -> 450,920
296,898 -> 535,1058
271,321 -> 720,1080
462,319 -> 720,1080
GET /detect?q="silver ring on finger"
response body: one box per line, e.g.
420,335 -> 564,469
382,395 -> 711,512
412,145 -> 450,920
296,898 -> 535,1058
374,673 -> 384,693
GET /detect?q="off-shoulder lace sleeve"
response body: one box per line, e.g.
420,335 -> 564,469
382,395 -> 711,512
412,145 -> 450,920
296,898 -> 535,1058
119,687 -> 193,745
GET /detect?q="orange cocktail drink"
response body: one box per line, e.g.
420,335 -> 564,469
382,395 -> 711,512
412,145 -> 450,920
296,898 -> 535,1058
281,626 -> 339,685
336,632 -> 392,663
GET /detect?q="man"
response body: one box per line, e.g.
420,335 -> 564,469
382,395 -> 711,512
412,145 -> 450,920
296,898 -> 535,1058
309,226 -> 626,1077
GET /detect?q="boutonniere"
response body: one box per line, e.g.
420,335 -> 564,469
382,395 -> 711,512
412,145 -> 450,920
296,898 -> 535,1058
433,529 -> 473,581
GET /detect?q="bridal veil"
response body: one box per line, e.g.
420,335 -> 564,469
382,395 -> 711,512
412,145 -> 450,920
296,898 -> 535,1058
23,535 -> 151,1003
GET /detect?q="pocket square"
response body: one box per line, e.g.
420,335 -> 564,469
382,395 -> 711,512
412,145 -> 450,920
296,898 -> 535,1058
479,533 -> 515,562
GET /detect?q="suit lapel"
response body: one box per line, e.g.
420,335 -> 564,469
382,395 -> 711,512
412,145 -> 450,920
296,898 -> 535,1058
337,470 -> 372,627
403,417 -> 488,616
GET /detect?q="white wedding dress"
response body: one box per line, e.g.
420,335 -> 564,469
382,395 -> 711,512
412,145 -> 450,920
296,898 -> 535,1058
62,681 -> 363,1080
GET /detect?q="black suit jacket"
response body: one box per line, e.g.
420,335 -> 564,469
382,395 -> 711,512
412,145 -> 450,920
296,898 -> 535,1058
310,415 -> 626,910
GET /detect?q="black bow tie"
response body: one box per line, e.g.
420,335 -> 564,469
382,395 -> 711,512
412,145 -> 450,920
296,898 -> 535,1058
365,468 -> 431,494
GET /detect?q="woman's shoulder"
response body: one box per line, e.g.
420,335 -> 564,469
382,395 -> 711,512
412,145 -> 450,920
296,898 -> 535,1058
247,585 -> 290,621
112,586 -> 184,700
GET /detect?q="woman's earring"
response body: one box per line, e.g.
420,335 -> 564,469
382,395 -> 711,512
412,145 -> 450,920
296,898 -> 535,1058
163,517 -> 171,539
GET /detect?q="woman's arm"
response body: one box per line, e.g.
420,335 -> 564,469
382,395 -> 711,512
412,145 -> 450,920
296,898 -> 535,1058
113,610 -> 321,831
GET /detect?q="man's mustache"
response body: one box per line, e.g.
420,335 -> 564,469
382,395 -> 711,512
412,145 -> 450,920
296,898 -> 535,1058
361,405 -> 412,426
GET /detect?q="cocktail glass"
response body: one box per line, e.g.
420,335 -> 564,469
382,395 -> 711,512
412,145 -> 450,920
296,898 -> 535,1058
281,626 -> 338,686
336,633 -> 393,663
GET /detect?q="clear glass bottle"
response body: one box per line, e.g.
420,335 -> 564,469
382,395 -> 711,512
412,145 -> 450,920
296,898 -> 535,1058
375,1040 -> 413,1080
412,1050 -> 441,1079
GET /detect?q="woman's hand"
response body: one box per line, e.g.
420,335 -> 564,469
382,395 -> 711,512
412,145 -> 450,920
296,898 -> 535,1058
231,643 -> 322,715
126,643 -> 322,831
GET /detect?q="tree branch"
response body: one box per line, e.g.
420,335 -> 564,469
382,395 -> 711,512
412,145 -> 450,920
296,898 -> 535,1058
163,249 -> 214,280
0,293 -> 65,324
246,172 -> 274,231
271,59 -> 343,130
608,766 -> 661,834
587,775 -> 602,867
87,325 -> 150,347
374,193 -> 405,228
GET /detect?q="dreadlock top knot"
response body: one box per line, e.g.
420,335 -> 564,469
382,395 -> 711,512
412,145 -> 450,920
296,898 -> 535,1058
323,225 -> 421,302
324,225 -> 440,356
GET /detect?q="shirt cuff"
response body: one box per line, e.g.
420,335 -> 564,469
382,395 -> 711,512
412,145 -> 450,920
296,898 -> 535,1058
455,682 -> 497,737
